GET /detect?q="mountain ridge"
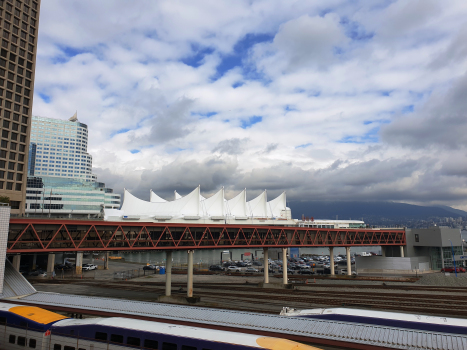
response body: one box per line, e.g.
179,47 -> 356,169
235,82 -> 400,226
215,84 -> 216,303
288,201 -> 467,221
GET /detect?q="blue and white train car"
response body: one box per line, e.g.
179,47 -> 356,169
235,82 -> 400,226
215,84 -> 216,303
280,307 -> 467,335
0,301 -> 68,349
0,301 -> 321,350
48,317 -> 320,350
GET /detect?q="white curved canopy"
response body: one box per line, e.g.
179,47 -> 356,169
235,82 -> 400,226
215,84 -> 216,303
267,191 -> 287,218
150,190 -> 167,203
200,187 -> 225,218
110,187 -> 291,222
226,189 -> 248,218
121,186 -> 200,218
174,190 -> 206,201
247,190 -> 268,217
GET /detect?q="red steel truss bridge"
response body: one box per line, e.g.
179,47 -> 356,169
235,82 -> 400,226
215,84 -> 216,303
7,219 -> 406,253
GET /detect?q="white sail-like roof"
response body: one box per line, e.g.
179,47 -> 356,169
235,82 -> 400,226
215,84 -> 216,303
175,190 -> 206,201
107,186 -> 294,224
200,188 -> 225,218
247,190 -> 268,218
267,192 -> 287,218
121,187 -> 200,218
226,189 -> 248,218
150,190 -> 167,203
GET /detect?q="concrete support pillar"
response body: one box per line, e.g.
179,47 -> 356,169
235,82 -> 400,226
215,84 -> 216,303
187,250 -> 194,298
32,253 -> 37,270
165,251 -> 172,297
400,246 -> 405,258
329,247 -> 335,276
381,246 -> 386,257
440,247 -> 445,269
263,248 -> 269,284
104,251 -> 109,270
12,255 -> 20,271
76,252 -> 83,274
46,254 -> 55,274
346,247 -> 351,276
282,247 -> 288,285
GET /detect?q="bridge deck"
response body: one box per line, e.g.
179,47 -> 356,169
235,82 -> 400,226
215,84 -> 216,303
8,219 -> 405,253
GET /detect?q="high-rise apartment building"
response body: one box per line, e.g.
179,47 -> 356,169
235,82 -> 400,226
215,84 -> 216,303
0,0 -> 41,216
26,114 -> 121,218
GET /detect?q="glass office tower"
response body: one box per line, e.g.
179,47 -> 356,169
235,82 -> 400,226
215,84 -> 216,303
28,114 -> 96,180
26,114 -> 121,218
0,0 -> 41,216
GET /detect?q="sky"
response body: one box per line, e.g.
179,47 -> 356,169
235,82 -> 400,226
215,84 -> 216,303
32,0 -> 467,209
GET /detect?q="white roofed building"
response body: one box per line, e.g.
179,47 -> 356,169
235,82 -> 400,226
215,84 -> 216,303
104,187 -> 295,226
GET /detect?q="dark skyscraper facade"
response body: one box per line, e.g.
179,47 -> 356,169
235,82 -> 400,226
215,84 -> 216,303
0,0 -> 40,215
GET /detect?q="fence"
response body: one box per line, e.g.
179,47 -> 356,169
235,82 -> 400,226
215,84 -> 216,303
113,267 -> 159,280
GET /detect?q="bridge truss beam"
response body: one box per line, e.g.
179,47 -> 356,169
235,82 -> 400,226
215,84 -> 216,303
7,219 -> 406,253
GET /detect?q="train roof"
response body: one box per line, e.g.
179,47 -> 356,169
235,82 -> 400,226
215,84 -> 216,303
0,302 -> 67,325
54,317 -> 263,348
290,308 -> 467,327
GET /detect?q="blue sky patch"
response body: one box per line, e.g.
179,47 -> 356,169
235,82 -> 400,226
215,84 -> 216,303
213,33 -> 274,80
52,45 -> 90,64
111,128 -> 131,137
192,111 -> 217,119
39,93 -> 51,103
240,116 -> 262,129
232,81 -> 244,88
181,44 -> 214,68
129,149 -> 140,154
340,17 -> 374,41
339,127 -> 380,144
402,105 -> 414,113
295,143 -> 312,149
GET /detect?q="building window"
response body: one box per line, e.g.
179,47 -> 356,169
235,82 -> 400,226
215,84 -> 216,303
415,234 -> 419,243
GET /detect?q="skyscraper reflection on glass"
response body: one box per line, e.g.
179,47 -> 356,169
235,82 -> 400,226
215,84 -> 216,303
26,114 -> 120,218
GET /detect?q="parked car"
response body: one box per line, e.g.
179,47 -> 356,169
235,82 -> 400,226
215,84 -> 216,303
227,266 -> 241,272
30,270 -> 47,277
143,264 -> 158,271
260,268 -> 275,273
340,269 -> 357,275
278,267 -> 294,274
299,269 -> 315,275
82,264 -> 97,271
209,265 -> 225,271
245,267 -> 259,273
441,267 -> 466,273
252,261 -> 262,266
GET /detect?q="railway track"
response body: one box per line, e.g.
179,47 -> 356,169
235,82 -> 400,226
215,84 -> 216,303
34,279 -> 467,318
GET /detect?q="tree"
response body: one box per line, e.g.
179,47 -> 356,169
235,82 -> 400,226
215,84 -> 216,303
0,196 -> 9,204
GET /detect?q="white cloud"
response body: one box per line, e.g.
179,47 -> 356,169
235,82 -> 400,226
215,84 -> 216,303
31,0 -> 467,210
